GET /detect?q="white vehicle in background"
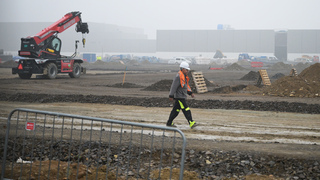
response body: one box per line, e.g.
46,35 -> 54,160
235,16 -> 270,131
168,57 -> 192,64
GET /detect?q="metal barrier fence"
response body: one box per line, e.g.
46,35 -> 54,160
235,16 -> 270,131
1,108 -> 187,180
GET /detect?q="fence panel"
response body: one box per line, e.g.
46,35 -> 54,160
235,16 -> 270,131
1,108 -> 187,180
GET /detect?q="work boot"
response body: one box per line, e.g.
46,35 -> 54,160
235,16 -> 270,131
189,121 -> 198,129
166,123 -> 177,128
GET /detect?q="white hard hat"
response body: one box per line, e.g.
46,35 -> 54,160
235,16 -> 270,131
180,61 -> 190,70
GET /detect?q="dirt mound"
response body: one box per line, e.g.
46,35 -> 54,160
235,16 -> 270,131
299,63 -> 320,82
271,73 -> 285,79
223,63 -> 246,71
93,60 -> 107,65
142,79 -> 172,91
108,82 -> 144,88
263,63 -> 320,98
244,84 -> 262,92
240,71 -> 259,81
262,76 -> 319,97
212,85 -> 247,94
270,62 -> 293,70
240,71 -> 285,81
262,63 -> 320,98
237,60 -> 251,66
142,72 -> 214,93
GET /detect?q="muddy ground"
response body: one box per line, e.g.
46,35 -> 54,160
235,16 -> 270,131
0,61 -> 320,179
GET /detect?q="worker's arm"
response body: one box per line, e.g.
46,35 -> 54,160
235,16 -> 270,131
187,90 -> 194,98
169,74 -> 180,100
186,81 -> 194,98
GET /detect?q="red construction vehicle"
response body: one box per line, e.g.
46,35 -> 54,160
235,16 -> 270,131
12,11 -> 89,79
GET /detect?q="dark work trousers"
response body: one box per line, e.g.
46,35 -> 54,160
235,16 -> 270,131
166,98 -> 193,126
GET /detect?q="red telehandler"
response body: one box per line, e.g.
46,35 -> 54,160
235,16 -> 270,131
12,11 -> 89,79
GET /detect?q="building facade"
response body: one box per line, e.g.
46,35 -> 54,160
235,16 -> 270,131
0,22 -> 319,60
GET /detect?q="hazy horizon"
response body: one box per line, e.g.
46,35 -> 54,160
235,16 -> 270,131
1,0 -> 320,39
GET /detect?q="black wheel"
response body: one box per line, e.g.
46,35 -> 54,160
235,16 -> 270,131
45,63 -> 58,79
69,63 -> 81,78
18,73 -> 32,79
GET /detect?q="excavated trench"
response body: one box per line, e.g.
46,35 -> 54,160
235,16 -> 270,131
0,93 -> 319,114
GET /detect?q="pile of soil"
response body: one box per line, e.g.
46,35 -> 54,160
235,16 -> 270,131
142,72 -> 214,93
240,71 -> 285,81
108,82 -> 144,88
262,63 -> 320,98
237,60 -> 251,66
270,62 -> 293,70
271,73 -> 285,79
93,60 -> 108,65
244,84 -> 262,93
240,71 -> 260,81
212,85 -> 247,94
299,63 -> 320,82
223,63 -> 247,71
142,79 -> 172,91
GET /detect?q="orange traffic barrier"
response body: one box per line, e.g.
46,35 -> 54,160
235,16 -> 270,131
251,62 -> 263,67
209,67 -> 223,70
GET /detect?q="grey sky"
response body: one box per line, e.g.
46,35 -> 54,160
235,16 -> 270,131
1,0 -> 319,39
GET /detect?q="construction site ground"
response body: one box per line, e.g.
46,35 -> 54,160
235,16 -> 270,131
0,61 -> 320,179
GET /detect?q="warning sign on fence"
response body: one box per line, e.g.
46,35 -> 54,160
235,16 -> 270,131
25,122 -> 35,131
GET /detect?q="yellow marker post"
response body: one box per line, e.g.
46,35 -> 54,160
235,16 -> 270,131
122,66 -> 127,86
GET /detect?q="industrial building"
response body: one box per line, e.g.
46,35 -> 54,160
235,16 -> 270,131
156,29 -> 320,61
0,22 -> 319,61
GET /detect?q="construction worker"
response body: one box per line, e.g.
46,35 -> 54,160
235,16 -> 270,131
166,61 -> 198,128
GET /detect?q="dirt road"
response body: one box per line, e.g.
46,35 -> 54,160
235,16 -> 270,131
1,101 -> 320,158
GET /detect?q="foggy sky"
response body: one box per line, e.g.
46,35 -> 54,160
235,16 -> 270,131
1,0 -> 320,39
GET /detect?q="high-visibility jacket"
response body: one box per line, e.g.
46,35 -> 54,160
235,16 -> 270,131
169,70 -> 192,99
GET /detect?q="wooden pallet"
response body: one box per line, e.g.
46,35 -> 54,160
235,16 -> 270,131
191,71 -> 208,93
289,68 -> 298,76
256,69 -> 271,86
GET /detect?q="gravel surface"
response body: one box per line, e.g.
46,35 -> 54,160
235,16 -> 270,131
1,129 -> 320,179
